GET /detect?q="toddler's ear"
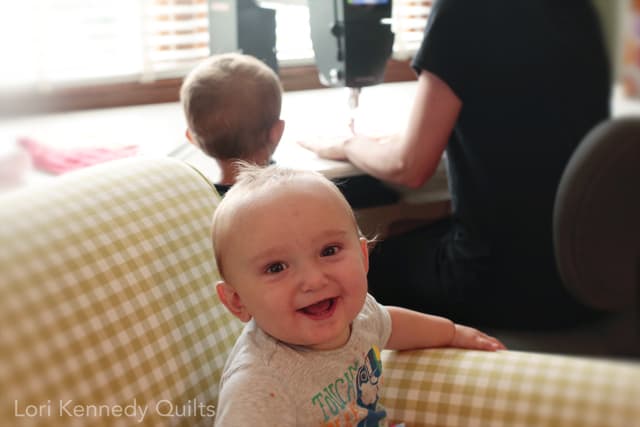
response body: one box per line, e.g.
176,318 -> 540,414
269,119 -> 285,145
216,281 -> 252,322
185,128 -> 195,145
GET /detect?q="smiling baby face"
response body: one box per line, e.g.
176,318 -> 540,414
213,168 -> 369,350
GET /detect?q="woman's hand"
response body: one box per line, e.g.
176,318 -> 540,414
298,132 -> 392,161
297,134 -> 349,161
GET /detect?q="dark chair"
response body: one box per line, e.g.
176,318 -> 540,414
553,117 -> 639,312
492,117 -> 640,358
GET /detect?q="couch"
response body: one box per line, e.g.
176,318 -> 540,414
1,157 -> 638,427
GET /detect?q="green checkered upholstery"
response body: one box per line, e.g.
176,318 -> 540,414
382,349 -> 640,427
0,158 -> 242,426
1,157 -> 639,427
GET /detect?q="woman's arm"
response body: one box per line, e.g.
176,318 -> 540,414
385,306 -> 505,351
346,71 -> 461,188
299,71 -> 461,188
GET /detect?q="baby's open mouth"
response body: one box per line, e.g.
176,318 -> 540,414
298,297 -> 337,319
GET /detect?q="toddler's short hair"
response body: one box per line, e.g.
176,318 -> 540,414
180,53 -> 282,160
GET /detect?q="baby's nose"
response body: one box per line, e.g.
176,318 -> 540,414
299,263 -> 328,292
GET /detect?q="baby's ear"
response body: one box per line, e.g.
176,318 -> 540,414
216,281 -> 252,322
359,237 -> 370,273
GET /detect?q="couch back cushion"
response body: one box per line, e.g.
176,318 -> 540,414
0,158 -> 243,426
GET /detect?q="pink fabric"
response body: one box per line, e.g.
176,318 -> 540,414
18,137 -> 138,175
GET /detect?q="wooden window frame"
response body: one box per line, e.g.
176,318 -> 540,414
1,59 -> 416,117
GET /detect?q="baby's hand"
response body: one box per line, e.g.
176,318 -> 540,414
451,324 -> 506,351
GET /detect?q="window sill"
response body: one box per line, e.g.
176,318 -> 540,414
0,59 -> 416,118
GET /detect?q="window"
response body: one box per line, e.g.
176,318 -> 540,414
392,0 -> 432,60
263,1 -> 315,64
0,0 -> 431,115
0,0 -> 209,90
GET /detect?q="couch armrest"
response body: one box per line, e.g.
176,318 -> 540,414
382,348 -> 640,427
0,158 -> 243,427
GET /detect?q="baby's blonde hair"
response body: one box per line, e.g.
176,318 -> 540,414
211,163 -> 361,278
180,53 -> 283,160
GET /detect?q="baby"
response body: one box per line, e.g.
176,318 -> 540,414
211,164 -> 505,426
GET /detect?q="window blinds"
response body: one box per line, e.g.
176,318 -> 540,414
1,0 -> 145,89
0,0 -> 430,90
142,0 -> 210,82
392,0 -> 432,59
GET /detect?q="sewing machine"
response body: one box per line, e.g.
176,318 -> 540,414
308,0 -> 394,127
208,0 -> 395,121
203,0 -> 401,208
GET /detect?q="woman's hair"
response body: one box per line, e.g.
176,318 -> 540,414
180,53 -> 283,160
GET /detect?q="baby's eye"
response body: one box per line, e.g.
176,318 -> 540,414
321,245 -> 340,257
265,262 -> 287,274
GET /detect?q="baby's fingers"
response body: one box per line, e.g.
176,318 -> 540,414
454,325 -> 506,351
474,334 -> 506,351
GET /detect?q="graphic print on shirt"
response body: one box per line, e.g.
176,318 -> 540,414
311,345 -> 386,427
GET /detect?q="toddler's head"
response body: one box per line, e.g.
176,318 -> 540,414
212,164 -> 369,350
180,53 -> 284,166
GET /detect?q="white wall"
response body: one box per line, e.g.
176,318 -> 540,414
592,0 -> 627,80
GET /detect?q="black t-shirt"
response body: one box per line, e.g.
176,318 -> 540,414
412,0 -> 610,289
216,176 -> 399,209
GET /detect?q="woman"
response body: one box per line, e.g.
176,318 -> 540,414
300,0 -> 611,328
